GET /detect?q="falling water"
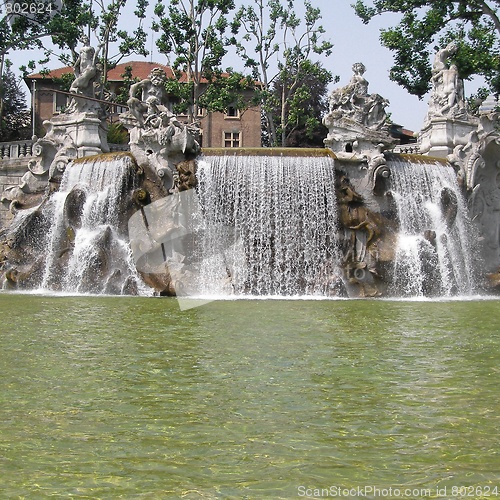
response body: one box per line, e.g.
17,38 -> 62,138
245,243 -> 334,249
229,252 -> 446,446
194,154 -> 340,296
388,156 -> 476,297
40,154 -> 142,294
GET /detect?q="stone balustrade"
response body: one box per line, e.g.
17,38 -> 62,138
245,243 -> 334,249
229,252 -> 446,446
0,140 -> 130,162
392,144 -> 421,155
0,140 -> 35,160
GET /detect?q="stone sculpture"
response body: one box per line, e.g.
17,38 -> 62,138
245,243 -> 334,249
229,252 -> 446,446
430,86 -> 500,284
328,63 -> 389,122
175,159 -> 198,192
335,172 -> 397,297
0,129 -> 79,211
66,36 -> 104,113
419,43 -> 476,157
425,42 -> 467,123
329,62 -> 389,130
126,67 -> 173,126
0,42 -> 107,212
120,67 -> 200,192
323,62 -> 395,158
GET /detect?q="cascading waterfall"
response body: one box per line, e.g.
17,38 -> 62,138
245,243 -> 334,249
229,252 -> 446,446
388,157 -> 476,297
3,149 -> 482,299
39,154 -> 142,294
194,154 -> 341,296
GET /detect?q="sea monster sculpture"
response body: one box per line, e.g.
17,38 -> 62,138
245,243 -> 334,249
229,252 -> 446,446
335,172 -> 397,297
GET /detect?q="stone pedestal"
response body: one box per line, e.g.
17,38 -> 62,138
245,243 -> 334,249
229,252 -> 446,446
418,117 -> 477,158
49,112 -> 109,157
324,122 -> 395,158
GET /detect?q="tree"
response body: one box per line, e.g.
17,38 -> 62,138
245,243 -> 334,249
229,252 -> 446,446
0,60 -> 31,141
1,0 -> 150,101
231,0 -> 333,147
353,0 -> 500,98
90,0 -> 149,94
272,60 -> 333,147
114,65 -> 139,105
0,0 -> 90,129
153,0 -> 253,123
0,0 -> 89,60
35,0 -> 150,99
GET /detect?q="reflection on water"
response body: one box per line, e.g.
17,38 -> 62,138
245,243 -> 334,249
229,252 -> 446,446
1,293 -> 500,498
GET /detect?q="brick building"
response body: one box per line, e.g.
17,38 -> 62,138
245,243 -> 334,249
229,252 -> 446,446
24,61 -> 262,148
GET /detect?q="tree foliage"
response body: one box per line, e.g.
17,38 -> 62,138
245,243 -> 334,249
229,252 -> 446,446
0,0 -> 90,60
114,65 -> 139,105
44,0 -> 150,96
272,60 -> 333,147
231,0 -> 334,146
352,0 -> 500,98
1,0 -> 89,127
0,60 -> 31,141
153,0 -> 253,122
1,0 -> 150,126
1,0 -> 149,76
91,0 -> 149,91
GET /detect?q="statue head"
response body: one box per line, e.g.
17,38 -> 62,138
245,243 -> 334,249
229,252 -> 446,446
446,42 -> 458,55
149,68 -> 167,87
352,62 -> 366,76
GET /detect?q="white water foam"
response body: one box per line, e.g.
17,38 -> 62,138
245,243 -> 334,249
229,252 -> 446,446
40,155 -> 146,294
194,154 -> 340,296
388,157 -> 477,297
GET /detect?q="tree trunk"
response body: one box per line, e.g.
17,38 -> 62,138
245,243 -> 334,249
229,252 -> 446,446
281,84 -> 287,147
0,53 -> 5,136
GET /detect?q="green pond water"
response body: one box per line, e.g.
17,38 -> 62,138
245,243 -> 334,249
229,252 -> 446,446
1,292 -> 500,499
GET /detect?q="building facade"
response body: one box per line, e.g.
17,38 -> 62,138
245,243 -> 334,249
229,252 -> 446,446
24,61 -> 262,148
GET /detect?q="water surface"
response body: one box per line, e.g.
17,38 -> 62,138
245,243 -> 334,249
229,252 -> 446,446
1,293 -> 499,498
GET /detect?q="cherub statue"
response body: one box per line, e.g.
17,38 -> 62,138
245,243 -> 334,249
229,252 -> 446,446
127,67 -> 174,126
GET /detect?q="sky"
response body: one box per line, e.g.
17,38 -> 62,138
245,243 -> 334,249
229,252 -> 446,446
317,0 -> 429,132
6,0 -> 485,133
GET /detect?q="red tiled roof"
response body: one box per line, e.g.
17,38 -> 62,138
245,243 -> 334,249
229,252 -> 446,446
26,66 -> 71,80
27,61 -> 219,83
109,62 -> 176,81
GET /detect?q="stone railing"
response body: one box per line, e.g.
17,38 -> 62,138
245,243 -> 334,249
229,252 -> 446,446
393,144 -> 421,155
0,140 -> 130,161
0,140 -> 35,160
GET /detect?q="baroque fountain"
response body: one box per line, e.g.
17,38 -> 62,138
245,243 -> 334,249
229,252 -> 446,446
1,41 -> 499,299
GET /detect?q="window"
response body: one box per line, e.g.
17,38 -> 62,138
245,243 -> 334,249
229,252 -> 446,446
225,105 -> 240,119
224,131 -> 241,148
53,91 -> 68,113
